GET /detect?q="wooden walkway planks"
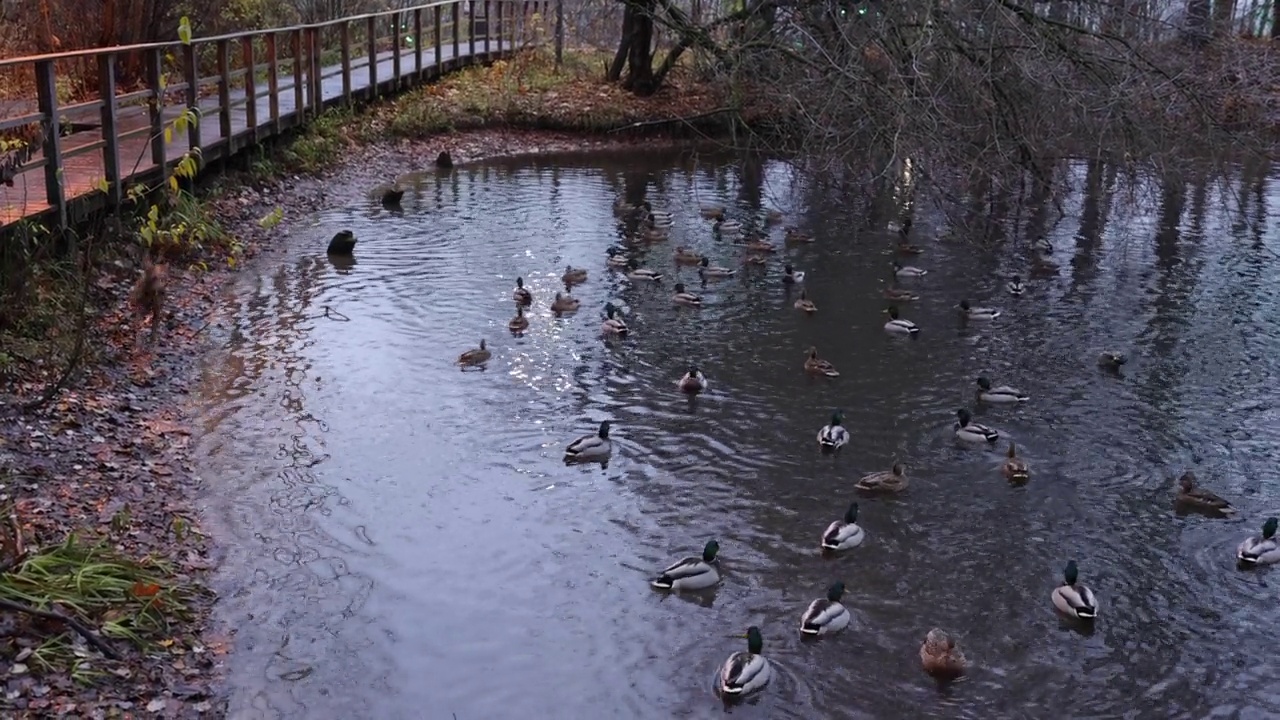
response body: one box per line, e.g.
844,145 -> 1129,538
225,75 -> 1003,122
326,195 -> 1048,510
0,1 -> 528,230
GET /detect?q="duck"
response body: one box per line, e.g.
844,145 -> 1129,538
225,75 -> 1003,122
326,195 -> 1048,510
855,463 -> 908,493
326,230 -> 356,256
637,224 -> 669,242
551,292 -> 580,313
674,246 -> 704,264
512,276 -> 533,305
677,365 -> 707,394
601,303 -> 629,336
883,306 -> 919,335
799,582 -> 850,636
698,257 -> 736,278
817,410 -> 849,452
765,209 -> 785,225
641,202 -> 674,226
882,285 -> 919,302
805,347 -> 839,377
1098,351 -> 1127,369
744,254 -> 769,267
1002,443 -> 1031,483
606,247 -> 630,268
1236,517 -> 1280,565
976,376 -> 1029,403
1007,275 -> 1026,296
919,629 -> 967,679
1174,472 -> 1233,515
954,408 -> 999,443
744,237 -> 776,253
1031,255 -> 1060,276
701,204 -> 726,219
958,299 -> 1001,321
564,420 -> 612,462
613,198 -> 641,215
713,217 -> 742,236
380,186 -> 405,208
896,241 -> 924,255
457,339 -> 491,366
717,627 -> 771,697
562,265 -> 588,285
821,502 -> 866,550
651,540 -> 720,591
626,262 -> 663,282
794,290 -> 817,313
782,264 -> 805,284
893,261 -> 928,278
1032,236 -> 1054,253
785,227 -> 814,244
1051,560 -> 1098,619
508,306 -> 529,333
672,283 -> 703,306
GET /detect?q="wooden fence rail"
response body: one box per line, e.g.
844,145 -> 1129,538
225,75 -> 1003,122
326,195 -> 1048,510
0,0 -> 547,232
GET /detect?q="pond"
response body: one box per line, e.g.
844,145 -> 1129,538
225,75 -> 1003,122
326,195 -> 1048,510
194,148 -> 1280,719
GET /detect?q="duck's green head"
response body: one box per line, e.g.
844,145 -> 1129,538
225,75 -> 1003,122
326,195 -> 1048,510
699,257 -> 710,267
1264,517 -> 1278,539
674,283 -> 686,293
744,626 -> 763,654
844,502 -> 859,523
597,420 -> 611,439
785,264 -> 795,274
516,276 -> 525,288
830,410 -> 844,427
959,299 -> 971,310
702,540 -> 720,562
688,364 -> 701,377
605,302 -> 617,316
892,462 -> 905,476
976,377 -> 992,390
1063,560 -> 1079,584
956,408 -> 972,425
826,581 -> 846,602
886,306 -> 901,319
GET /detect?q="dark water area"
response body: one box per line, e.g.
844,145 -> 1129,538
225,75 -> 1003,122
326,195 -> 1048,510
194,148 -> 1280,719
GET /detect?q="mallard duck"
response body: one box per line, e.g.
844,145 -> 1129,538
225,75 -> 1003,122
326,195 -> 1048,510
674,246 -> 704,264
765,209 -> 784,225
327,230 -> 356,255
508,306 -> 529,333
678,365 -> 707,394
1007,275 -> 1026,296
920,629 -> 967,679
380,187 -> 404,208
1175,472 -> 1233,515
1031,255 -> 1060,275
794,291 -> 817,313
601,303 -> 629,336
1236,517 -> 1280,565
626,262 -> 663,282
896,242 -> 924,255
637,224 -> 669,242
884,306 -> 919,335
701,205 -> 726,219
564,420 -> 612,461
717,627 -> 771,697
551,292 -> 580,313
954,408 -> 999,443
1051,560 -> 1098,619
958,299 -> 1001,321
641,202 -> 674,227
457,339 -> 491,366
799,582 -> 850,636
513,276 -> 533,305
744,237 -> 776,253
785,227 -> 814,244
855,463 -> 907,493
713,217 -> 742,236
614,198 -> 641,215
606,247 -> 630,268
1002,443 -> 1030,483
1098,351 -> 1127,369
744,254 -> 769,267
1032,236 -> 1054,253
672,283 -> 702,306
562,265 -> 588,285
783,264 -> 805,284
805,347 -> 839,377
817,410 -> 849,451
821,502 -> 865,550
698,257 -> 736,278
976,377 -> 1029,403
651,540 -> 720,591
893,262 -> 927,278
883,286 -> 919,302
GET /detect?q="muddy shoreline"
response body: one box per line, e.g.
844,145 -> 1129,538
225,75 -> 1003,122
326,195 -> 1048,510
0,127 -> 702,718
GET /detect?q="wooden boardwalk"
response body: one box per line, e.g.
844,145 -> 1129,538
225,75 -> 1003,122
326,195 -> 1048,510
0,0 -> 533,231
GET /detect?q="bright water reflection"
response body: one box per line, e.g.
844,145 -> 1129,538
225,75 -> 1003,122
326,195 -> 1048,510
196,149 -> 1280,719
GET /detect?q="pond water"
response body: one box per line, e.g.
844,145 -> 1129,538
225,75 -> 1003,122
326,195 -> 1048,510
194,148 -> 1280,719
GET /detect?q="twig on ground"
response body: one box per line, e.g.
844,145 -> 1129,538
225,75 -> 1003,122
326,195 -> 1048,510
0,597 -> 122,660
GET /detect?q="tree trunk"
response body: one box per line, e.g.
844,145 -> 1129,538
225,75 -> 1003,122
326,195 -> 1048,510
1272,0 -> 1280,38
622,0 -> 658,96
1212,0 -> 1236,37
608,5 -> 636,82
1183,0 -> 1211,44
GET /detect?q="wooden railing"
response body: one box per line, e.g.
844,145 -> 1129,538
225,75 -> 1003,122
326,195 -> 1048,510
0,0 -> 547,230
